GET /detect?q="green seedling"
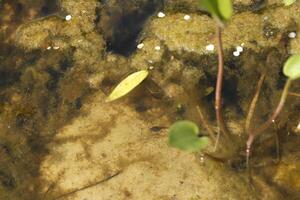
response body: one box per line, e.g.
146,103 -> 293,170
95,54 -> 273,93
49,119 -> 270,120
283,0 -> 297,6
106,70 -> 149,102
201,0 -> 233,142
169,121 -> 210,152
246,54 -> 300,165
168,0 -> 233,153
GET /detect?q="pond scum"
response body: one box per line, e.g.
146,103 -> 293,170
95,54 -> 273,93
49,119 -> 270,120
0,0 -> 300,200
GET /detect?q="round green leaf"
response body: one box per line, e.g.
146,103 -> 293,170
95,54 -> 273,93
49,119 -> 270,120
106,70 -> 148,102
283,54 -> 300,80
168,121 -> 210,152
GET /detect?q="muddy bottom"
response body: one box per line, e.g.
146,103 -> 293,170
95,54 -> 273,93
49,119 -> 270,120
0,0 -> 300,200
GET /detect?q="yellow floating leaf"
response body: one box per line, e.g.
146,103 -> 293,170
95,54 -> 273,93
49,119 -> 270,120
106,70 -> 149,102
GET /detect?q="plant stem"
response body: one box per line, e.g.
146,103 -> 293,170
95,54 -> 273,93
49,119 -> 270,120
196,106 -> 216,141
245,73 -> 266,132
215,25 -> 229,137
246,78 -> 292,164
289,92 -> 300,97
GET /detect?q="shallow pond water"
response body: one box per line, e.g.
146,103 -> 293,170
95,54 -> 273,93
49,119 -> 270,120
0,0 -> 300,200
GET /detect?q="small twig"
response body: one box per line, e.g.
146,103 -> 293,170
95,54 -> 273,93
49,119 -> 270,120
196,106 -> 216,141
245,73 -> 266,132
246,79 -> 292,166
42,182 -> 56,200
288,92 -> 300,97
53,171 -> 122,200
215,25 -> 229,140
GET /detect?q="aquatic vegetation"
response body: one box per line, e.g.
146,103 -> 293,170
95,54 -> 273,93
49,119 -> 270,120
106,70 -> 149,102
169,0 -> 233,152
283,0 -> 297,6
167,0 -> 299,169
283,54 -> 300,80
246,54 -> 300,164
169,121 -> 209,152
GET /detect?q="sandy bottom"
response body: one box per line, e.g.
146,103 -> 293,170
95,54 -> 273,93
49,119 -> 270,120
39,92 -> 261,200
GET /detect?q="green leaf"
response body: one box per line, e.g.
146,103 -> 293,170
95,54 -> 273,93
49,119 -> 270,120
168,121 -> 210,152
217,0 -> 233,21
106,70 -> 148,102
200,0 -> 219,18
283,54 -> 300,80
200,0 -> 232,22
283,0 -> 297,6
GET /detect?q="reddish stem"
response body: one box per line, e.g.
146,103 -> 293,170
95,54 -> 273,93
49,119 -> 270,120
215,26 -> 228,136
246,78 -> 292,164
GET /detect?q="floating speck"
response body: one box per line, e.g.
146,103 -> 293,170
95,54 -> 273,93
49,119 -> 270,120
288,32 -> 297,39
184,15 -> 191,21
53,46 -> 60,50
206,44 -> 215,51
272,119 -> 275,123
65,15 -> 72,21
137,43 -> 144,49
236,46 -> 243,53
241,42 -> 245,46
157,12 -> 165,18
233,51 -> 240,57
149,66 -> 154,70
46,46 -> 52,50
263,16 -> 269,21
200,156 -> 204,163
155,46 -> 161,51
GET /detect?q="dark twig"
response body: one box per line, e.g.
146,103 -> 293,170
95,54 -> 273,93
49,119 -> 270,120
53,171 -> 122,200
246,79 -> 292,166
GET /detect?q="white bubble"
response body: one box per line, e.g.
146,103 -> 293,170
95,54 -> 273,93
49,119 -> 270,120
288,32 -> 297,39
157,12 -> 165,18
46,46 -> 52,50
155,46 -> 161,51
137,43 -> 144,49
53,46 -> 60,50
184,15 -> 191,21
65,15 -> 72,21
206,44 -> 214,51
233,51 -> 240,57
236,46 -> 243,52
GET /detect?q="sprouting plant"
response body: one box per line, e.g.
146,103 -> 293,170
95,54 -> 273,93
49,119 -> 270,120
106,70 -> 148,102
168,0 -> 233,151
168,1 -> 299,172
246,54 -> 300,165
201,0 -> 233,147
283,0 -> 297,6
